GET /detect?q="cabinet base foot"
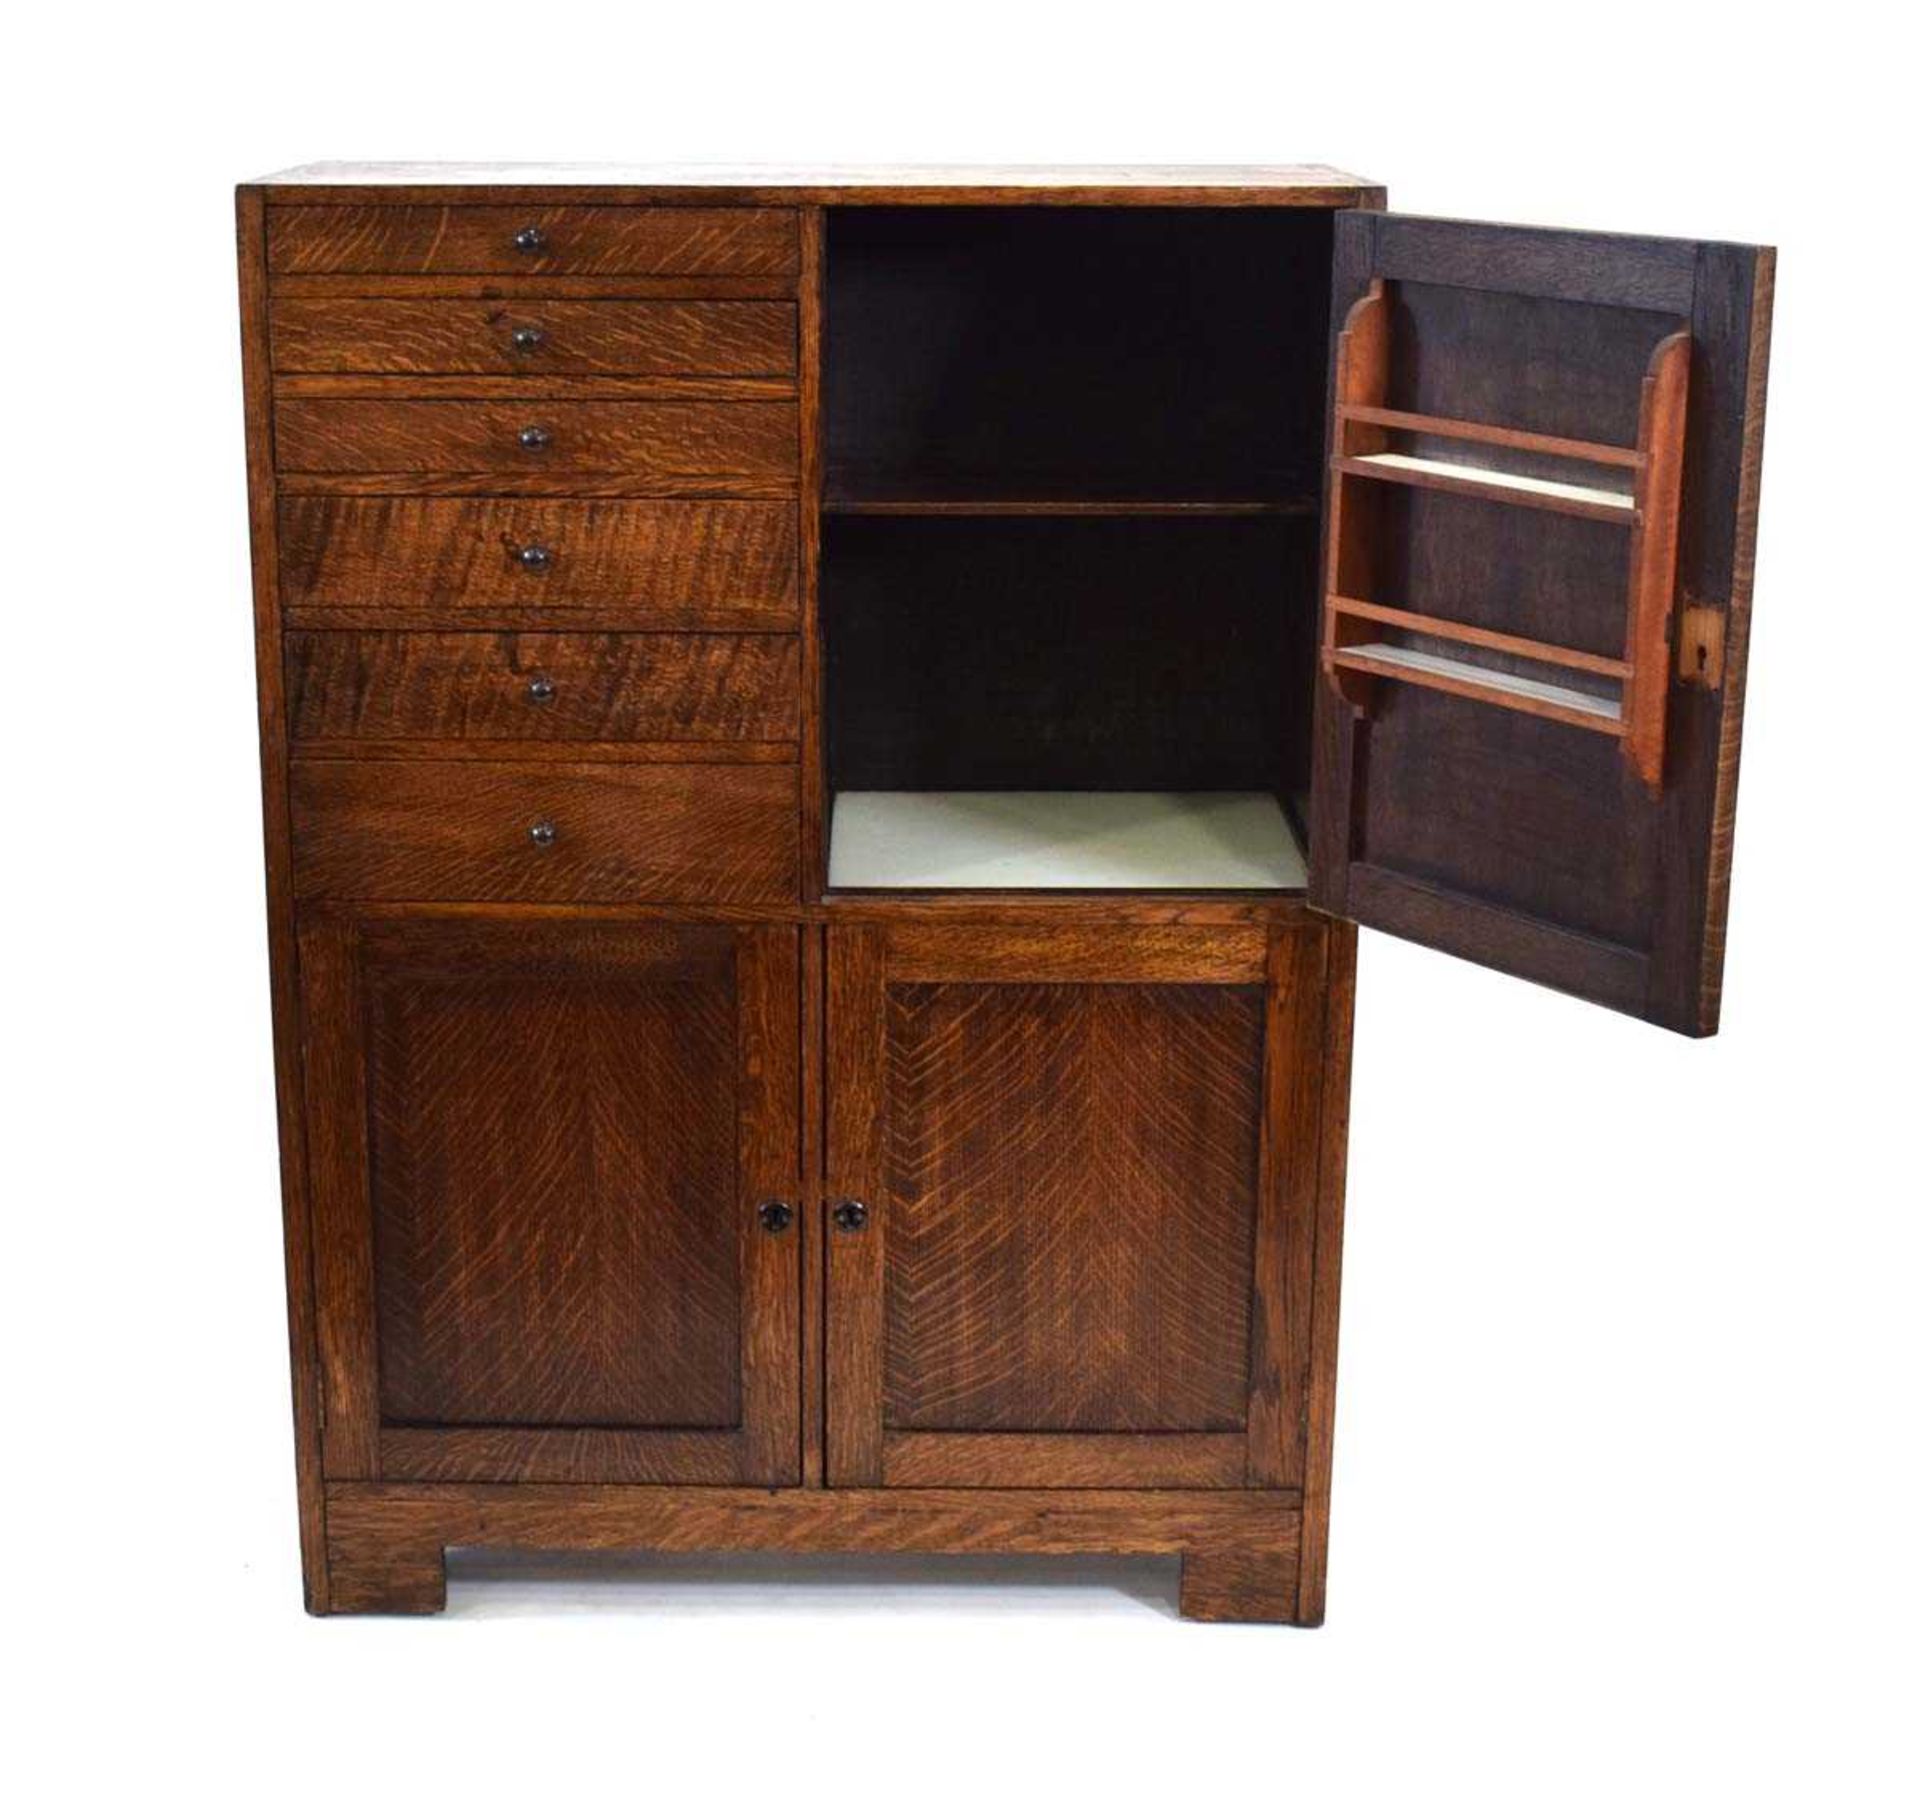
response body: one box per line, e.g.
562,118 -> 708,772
323,1531 -> 448,1615
1178,1548 -> 1307,1624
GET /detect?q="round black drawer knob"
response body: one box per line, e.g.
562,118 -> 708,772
513,224 -> 547,254
517,543 -> 554,572
831,1199 -> 869,1233
510,325 -> 546,352
758,1201 -> 795,1234
525,673 -> 556,705
518,424 -> 553,451
528,818 -> 558,848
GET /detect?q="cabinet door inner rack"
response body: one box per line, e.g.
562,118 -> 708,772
1321,278 -> 1692,789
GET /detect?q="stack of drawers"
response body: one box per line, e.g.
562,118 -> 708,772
265,203 -> 804,904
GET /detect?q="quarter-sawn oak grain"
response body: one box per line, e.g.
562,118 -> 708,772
285,631 -> 800,743
278,496 -> 799,629
270,296 -> 796,377
289,759 -> 798,903
275,397 -> 798,489
267,204 -> 801,276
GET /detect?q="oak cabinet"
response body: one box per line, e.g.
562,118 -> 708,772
238,164 -> 1772,1622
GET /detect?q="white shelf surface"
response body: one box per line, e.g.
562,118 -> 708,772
1347,451 -> 1634,513
1339,642 -> 1624,722
828,791 -> 1307,891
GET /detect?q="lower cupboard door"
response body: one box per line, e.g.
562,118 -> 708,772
824,919 -> 1339,1489
299,913 -> 801,1485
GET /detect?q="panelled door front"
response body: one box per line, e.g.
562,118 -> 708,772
300,914 -> 800,1485
824,919 -> 1341,1489
1310,212 -> 1774,1033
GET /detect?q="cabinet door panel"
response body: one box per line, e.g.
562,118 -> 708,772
1312,212 -> 1773,1033
825,920 -> 1336,1490
301,915 -> 799,1485
883,980 -> 1261,1433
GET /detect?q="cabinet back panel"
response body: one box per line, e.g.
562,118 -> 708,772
825,207 -> 1331,499
826,516 -> 1314,793
367,944 -> 743,1428
882,981 -> 1262,1434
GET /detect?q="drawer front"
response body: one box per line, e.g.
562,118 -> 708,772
275,398 -> 797,488
290,759 -> 798,903
269,298 -> 798,377
278,497 -> 798,628
267,205 -> 799,277
286,631 -> 801,743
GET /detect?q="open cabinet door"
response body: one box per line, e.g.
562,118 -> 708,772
1308,212 -> 1773,1034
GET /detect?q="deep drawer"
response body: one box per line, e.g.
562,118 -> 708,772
269,297 -> 798,377
274,397 -> 797,491
266,205 -> 799,276
290,759 -> 798,903
277,497 -> 798,629
286,631 -> 801,743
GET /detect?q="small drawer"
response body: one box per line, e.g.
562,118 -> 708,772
266,205 -> 799,277
290,758 -> 798,903
277,497 -> 798,630
274,397 -> 797,491
269,298 -> 798,377
286,631 -> 801,743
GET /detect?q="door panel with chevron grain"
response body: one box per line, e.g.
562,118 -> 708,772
825,919 -> 1337,1489
299,914 -> 800,1485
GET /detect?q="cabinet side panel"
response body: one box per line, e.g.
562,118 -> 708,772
239,186 -> 331,1609
1296,919 -> 1357,1625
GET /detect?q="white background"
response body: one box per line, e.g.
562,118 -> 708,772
7,4 -> 1914,1799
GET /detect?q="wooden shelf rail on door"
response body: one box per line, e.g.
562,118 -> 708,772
1321,280 -> 1691,790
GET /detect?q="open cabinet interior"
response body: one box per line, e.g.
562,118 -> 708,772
822,207 -> 1334,890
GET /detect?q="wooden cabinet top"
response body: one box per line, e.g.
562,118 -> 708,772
245,162 -> 1385,206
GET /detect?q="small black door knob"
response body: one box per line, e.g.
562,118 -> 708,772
525,673 -> 556,705
513,224 -> 547,253
518,424 -> 553,451
758,1201 -> 794,1234
516,543 -> 554,572
831,1199 -> 868,1233
510,325 -> 546,352
528,818 -> 558,848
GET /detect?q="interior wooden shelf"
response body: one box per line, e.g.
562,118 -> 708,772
823,475 -> 1317,519
1333,643 -> 1624,731
827,791 -> 1307,891
1339,451 -> 1635,520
